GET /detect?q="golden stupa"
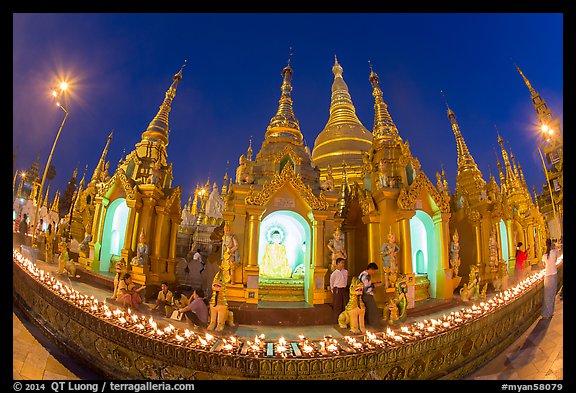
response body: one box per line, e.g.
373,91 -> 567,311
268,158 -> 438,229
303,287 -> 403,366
312,56 -> 373,187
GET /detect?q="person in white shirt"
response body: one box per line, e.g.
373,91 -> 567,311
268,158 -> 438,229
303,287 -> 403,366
541,238 -> 559,319
193,248 -> 205,273
330,258 -> 349,323
359,262 -> 383,328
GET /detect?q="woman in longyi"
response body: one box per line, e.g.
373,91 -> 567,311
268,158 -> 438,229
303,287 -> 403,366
259,230 -> 292,278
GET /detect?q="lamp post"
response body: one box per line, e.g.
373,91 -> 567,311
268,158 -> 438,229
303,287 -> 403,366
537,124 -> 562,239
32,84 -> 69,247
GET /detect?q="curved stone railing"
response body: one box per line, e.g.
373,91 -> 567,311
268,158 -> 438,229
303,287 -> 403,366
13,250 -> 563,380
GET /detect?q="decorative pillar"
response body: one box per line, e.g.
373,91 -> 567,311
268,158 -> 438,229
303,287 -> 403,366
310,211 -> 329,305
131,210 -> 140,255
362,212 -> 381,265
168,217 -> 178,260
505,218 -> 515,276
396,210 -> 415,275
153,205 -> 166,257
432,211 -> 452,299
473,222 -> 482,268
139,197 -> 156,240
244,205 -> 265,304
121,200 -> 137,263
245,206 -> 265,267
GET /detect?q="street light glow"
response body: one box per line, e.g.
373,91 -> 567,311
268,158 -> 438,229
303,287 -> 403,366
540,124 -> 549,132
59,81 -> 69,91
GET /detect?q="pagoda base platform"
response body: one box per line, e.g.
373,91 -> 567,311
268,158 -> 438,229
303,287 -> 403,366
229,301 -> 333,326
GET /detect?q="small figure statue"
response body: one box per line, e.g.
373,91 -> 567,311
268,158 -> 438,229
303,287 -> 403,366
79,232 -> 91,257
338,277 -> 366,334
436,172 -> 444,194
101,161 -> 111,183
112,258 -> 127,300
131,231 -> 149,266
380,228 -> 400,288
221,222 -> 240,284
147,160 -> 162,185
488,229 -> 499,272
207,272 -> 235,332
395,278 -> 409,321
327,226 -> 347,271
493,259 -> 509,291
57,241 -> 79,278
320,164 -> 335,192
235,154 -> 254,184
460,265 -> 480,302
362,151 -> 373,190
378,159 -> 389,189
383,278 -> 409,323
449,229 -> 461,277
384,298 -> 400,324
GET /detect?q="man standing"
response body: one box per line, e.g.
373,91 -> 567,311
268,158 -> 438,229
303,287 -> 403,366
19,213 -> 29,246
359,262 -> 383,329
330,258 -> 349,324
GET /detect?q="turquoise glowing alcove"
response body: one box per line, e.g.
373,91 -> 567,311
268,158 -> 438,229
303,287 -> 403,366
100,198 -> 129,273
257,210 -> 311,278
499,219 -> 509,263
410,210 -> 439,296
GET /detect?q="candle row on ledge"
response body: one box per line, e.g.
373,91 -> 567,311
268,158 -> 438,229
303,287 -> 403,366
13,249 -> 550,359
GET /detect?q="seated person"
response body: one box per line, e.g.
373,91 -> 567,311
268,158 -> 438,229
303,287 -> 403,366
116,273 -> 146,310
152,281 -> 173,317
166,289 -> 189,318
178,288 -> 209,328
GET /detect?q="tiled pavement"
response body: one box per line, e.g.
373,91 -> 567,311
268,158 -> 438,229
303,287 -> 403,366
13,255 -> 563,380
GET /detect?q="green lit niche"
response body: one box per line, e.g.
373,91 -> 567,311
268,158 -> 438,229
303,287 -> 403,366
257,210 -> 310,280
409,210 -> 435,276
100,198 -> 129,273
499,219 -> 509,263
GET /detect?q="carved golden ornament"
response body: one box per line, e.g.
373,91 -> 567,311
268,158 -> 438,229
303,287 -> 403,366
165,185 -> 181,211
349,184 -> 376,215
98,168 -> 136,200
270,145 -> 303,165
245,162 -> 328,210
397,171 -> 450,213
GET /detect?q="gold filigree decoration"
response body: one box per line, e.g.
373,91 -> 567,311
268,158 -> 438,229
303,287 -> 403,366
165,185 -> 182,214
245,161 -> 328,210
397,170 -> 450,213
349,183 -> 377,216
270,145 -> 303,165
99,168 -> 136,200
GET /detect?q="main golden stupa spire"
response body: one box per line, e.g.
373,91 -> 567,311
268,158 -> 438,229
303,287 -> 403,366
264,51 -> 303,145
369,61 -> 398,139
90,131 -> 113,184
141,61 -> 186,146
312,55 -> 372,187
324,55 -> 365,129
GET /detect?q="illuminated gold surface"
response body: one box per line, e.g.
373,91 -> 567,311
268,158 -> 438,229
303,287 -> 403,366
312,56 -> 372,186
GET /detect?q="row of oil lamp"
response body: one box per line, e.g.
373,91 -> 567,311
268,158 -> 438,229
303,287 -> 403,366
13,249 -> 552,359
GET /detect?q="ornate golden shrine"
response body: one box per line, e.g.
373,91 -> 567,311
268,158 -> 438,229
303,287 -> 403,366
78,64 -> 186,293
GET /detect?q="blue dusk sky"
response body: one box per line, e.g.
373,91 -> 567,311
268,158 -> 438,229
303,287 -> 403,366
13,13 -> 563,202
